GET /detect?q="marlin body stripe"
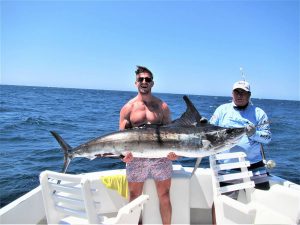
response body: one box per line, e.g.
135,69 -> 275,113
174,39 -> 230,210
51,96 -> 246,173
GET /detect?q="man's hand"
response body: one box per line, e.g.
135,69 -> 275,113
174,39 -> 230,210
167,152 -> 178,161
246,124 -> 256,137
122,152 -> 133,163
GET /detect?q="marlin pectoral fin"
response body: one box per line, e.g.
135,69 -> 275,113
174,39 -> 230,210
202,140 -> 212,150
191,157 -> 202,176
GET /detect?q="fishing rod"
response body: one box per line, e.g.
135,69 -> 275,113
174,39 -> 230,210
253,120 -> 276,169
260,144 -> 276,169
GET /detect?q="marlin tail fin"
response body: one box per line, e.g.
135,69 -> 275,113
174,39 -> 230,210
50,131 -> 72,173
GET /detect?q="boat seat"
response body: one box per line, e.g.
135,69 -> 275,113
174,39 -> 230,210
210,152 -> 255,200
86,169 -> 129,214
40,170 -> 149,224
210,152 -> 300,224
210,152 -> 256,224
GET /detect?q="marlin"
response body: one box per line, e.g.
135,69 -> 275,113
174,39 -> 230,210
51,96 -> 246,173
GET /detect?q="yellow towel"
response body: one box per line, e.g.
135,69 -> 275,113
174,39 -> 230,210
100,174 -> 129,199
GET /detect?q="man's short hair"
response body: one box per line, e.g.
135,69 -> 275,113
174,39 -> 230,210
135,66 -> 153,78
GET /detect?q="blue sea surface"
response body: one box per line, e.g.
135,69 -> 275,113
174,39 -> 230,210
1,85 -> 299,207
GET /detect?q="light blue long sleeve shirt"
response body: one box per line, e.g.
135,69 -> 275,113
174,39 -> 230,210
210,102 -> 271,164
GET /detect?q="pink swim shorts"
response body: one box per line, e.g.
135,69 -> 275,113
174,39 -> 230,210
126,158 -> 173,182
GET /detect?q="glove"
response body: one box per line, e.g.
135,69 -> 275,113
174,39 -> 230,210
246,124 -> 256,137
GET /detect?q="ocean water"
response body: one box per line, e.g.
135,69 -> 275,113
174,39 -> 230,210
0,85 -> 299,207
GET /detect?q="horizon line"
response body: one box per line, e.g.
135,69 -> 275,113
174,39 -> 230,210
1,83 -> 299,102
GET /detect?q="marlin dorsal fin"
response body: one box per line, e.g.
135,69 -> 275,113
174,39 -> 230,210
171,95 -> 207,126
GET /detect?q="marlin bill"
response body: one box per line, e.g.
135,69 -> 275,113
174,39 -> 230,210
51,96 -> 247,173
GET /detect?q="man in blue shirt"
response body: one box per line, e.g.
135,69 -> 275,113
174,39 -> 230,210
210,80 -> 272,189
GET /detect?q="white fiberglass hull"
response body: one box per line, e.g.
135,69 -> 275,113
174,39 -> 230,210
1,166 -> 299,225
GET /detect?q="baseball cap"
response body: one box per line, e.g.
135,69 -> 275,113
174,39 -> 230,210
232,80 -> 251,92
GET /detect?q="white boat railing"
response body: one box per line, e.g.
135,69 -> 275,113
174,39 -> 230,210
0,186 -> 45,224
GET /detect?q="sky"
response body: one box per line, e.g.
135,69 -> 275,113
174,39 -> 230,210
1,0 -> 299,101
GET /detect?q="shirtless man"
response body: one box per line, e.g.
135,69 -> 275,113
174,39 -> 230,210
119,66 -> 177,225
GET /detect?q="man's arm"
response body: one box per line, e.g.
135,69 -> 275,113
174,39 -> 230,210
119,104 -> 132,130
249,110 -> 271,144
119,104 -> 134,162
209,106 -> 222,125
161,101 -> 172,125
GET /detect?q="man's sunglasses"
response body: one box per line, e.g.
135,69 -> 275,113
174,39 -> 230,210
137,77 -> 153,83
233,89 -> 250,95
